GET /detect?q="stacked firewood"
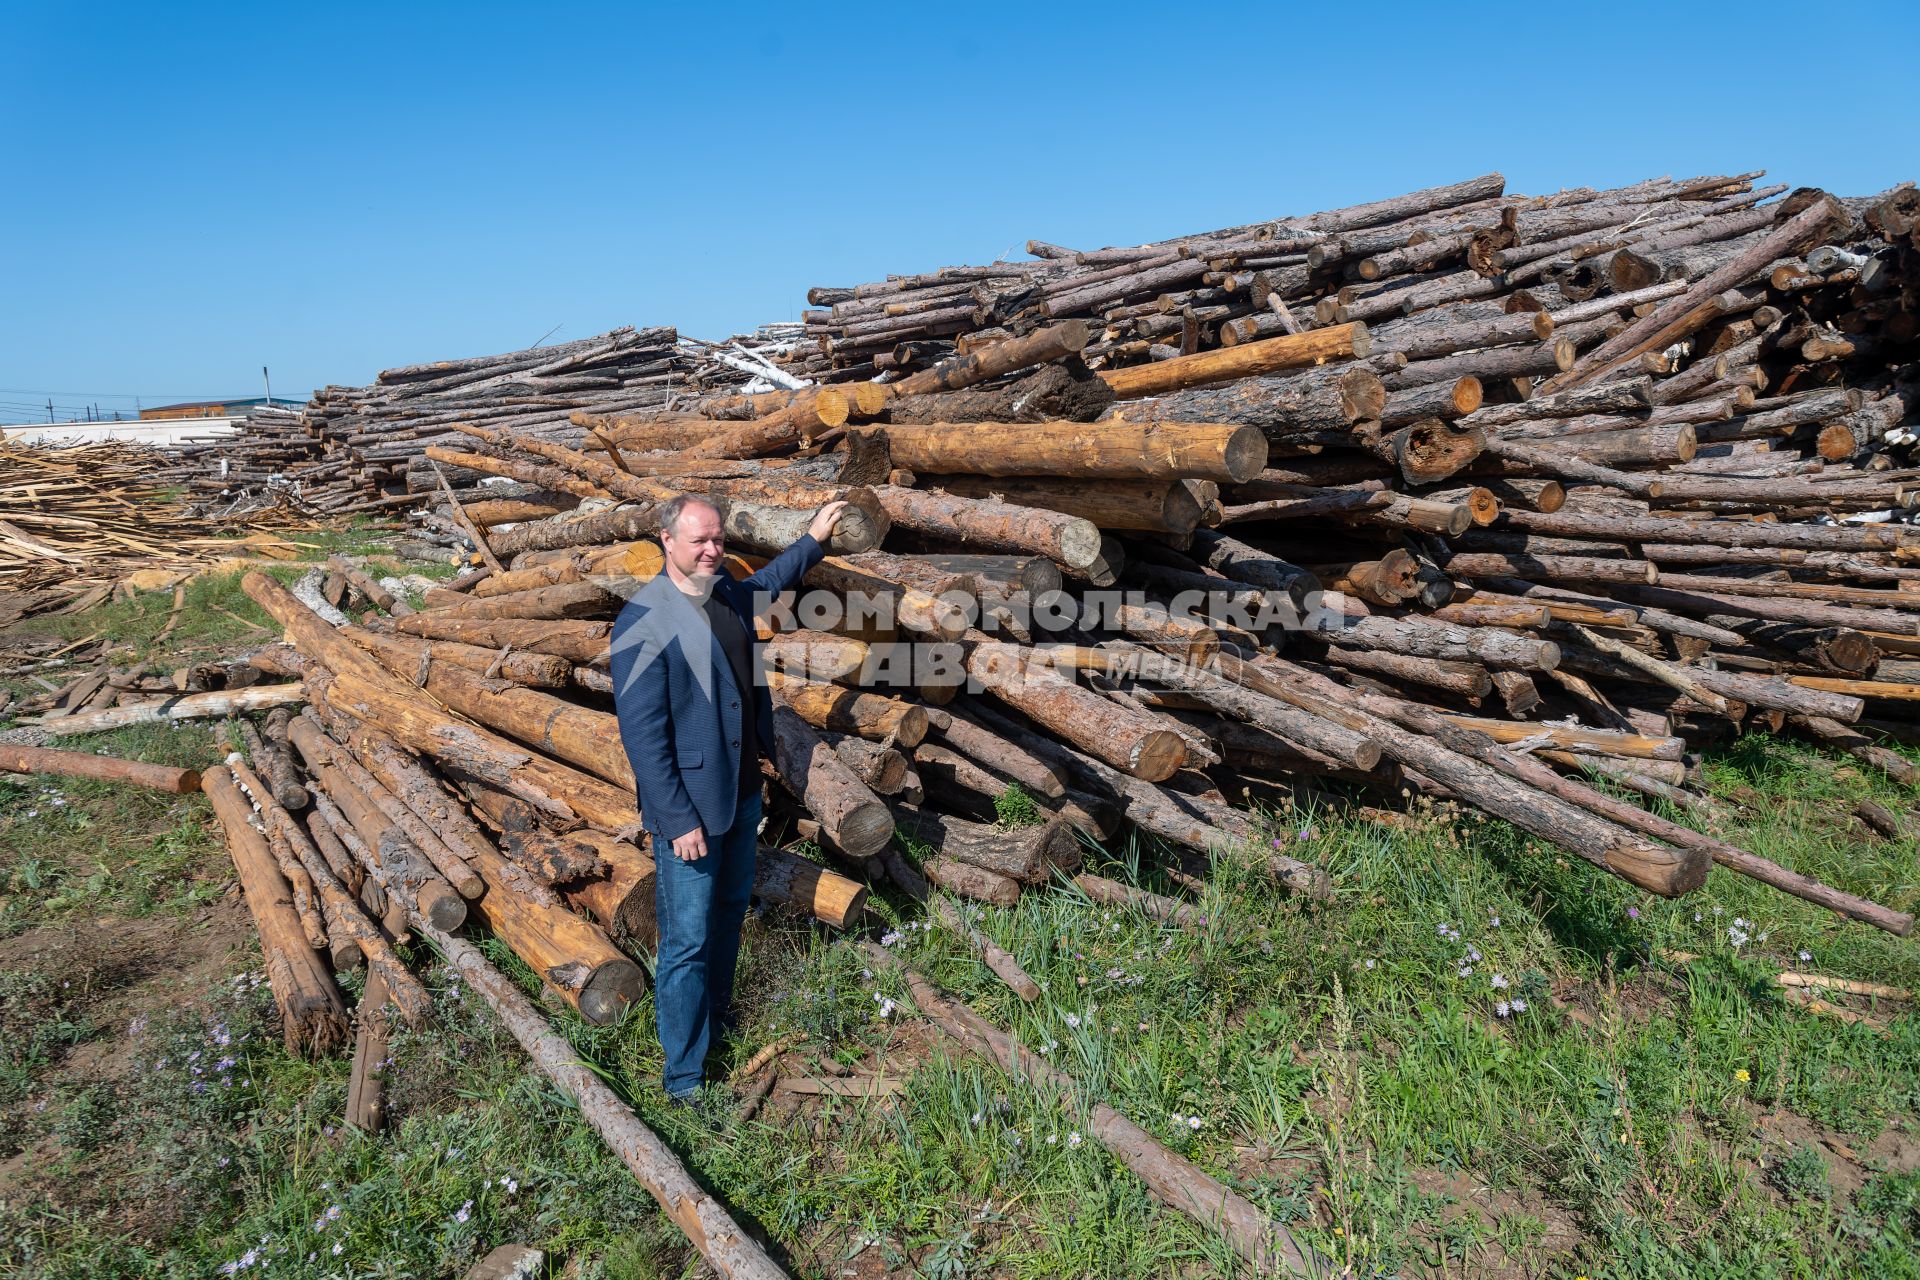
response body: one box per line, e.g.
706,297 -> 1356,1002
388,160 -> 1920,943
157,326 -> 770,518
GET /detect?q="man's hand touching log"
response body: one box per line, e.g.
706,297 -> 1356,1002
808,500 -> 849,543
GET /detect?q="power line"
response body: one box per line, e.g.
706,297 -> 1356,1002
0,386 -> 249,400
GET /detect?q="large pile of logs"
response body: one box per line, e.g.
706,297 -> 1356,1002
383,168 -> 1919,941
158,326 -> 787,521
0,441 -> 309,621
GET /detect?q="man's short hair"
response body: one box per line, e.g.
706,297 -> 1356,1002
657,493 -> 720,537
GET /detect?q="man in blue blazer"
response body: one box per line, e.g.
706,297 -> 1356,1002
611,493 -> 846,1100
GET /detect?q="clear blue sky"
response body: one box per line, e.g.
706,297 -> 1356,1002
4,0 -> 1915,420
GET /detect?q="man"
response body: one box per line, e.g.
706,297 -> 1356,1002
610,493 -> 846,1100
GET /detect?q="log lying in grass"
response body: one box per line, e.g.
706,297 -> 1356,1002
228,757 -> 432,1025
31,683 -> 306,736
864,944 -> 1329,1279
0,743 -> 201,792
890,805 -> 1081,884
416,916 -> 792,1280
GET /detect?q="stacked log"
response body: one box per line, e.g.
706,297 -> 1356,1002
175,167 -> 1920,942
384,198 -> 1911,938
176,564 -> 869,1047
160,326 -> 778,519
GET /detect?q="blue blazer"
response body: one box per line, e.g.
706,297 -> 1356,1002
610,535 -> 824,842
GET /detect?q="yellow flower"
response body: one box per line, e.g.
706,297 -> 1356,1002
1333,1226 -> 1344,1236
1734,1068 -> 1751,1083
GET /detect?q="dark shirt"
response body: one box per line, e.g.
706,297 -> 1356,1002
698,586 -> 758,798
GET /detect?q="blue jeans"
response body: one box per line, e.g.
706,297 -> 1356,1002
654,787 -> 761,1098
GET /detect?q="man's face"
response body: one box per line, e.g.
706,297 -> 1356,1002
663,502 -> 725,581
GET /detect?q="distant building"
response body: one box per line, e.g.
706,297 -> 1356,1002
139,395 -> 293,421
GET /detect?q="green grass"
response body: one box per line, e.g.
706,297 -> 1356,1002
0,721 -> 232,939
0,707 -> 1915,1278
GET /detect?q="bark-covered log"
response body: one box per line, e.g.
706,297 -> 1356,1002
203,766 -> 351,1055
968,643 -> 1187,782
769,706 -> 895,857
489,504 -> 663,558
869,947 -> 1330,1277
1309,614 -> 1562,672
1186,529 -> 1319,601
809,730 -> 908,794
1382,376 -> 1483,427
32,683 -> 306,736
1324,645 -> 1493,698
873,484 -> 1104,568
891,805 -> 1080,884
918,853 -> 1024,906
391,617 -> 612,665
1103,364 -> 1385,433
0,743 -> 201,792
416,918 -> 793,1278
875,421 -> 1266,483
1107,644 -> 1382,770
348,628 -> 573,688
230,758 -> 432,1026
429,579 -> 623,621
930,706 -> 1068,798
925,475 -> 1210,537
883,363 -> 1113,425
764,630 -> 870,683
1232,657 -> 1710,896
767,672 -> 929,746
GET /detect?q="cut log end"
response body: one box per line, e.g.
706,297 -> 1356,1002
1220,426 -> 1270,484
1611,838 -> 1715,898
1127,729 -> 1189,783
1055,521 -> 1107,571
576,959 -> 649,1025
417,881 -> 469,932
837,803 -> 899,858
1451,376 -> 1484,417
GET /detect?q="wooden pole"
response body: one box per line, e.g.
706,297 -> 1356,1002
416,917 -> 793,1280
864,944 -> 1330,1278
876,421 -> 1268,483
0,743 -> 200,792
30,684 -> 306,736
203,766 -> 351,1056
1098,323 -> 1370,399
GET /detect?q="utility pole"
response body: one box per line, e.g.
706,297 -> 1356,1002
263,365 -> 273,407
46,399 -> 53,423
